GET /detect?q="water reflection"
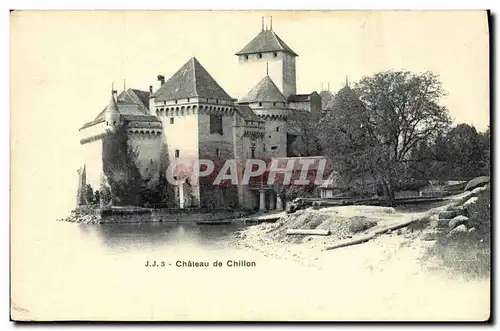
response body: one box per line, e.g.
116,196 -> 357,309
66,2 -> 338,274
79,220 -> 247,251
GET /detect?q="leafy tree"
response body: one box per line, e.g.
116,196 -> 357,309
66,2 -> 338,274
321,71 -> 451,206
287,110 -> 322,157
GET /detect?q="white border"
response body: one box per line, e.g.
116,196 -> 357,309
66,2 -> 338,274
2,1 -> 497,330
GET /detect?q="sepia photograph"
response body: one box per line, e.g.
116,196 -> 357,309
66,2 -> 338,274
10,10 -> 491,322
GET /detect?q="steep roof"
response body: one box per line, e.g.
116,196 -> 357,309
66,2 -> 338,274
153,57 -> 232,102
236,29 -> 298,56
235,104 -> 265,123
240,75 -> 286,103
80,89 -> 158,130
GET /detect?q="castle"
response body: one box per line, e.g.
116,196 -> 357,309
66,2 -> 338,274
77,18 -> 334,211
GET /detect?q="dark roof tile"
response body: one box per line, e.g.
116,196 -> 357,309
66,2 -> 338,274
235,104 -> 264,122
153,57 -> 232,102
240,75 -> 286,103
236,29 -> 298,56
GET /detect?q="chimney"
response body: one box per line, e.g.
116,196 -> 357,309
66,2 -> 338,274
157,75 -> 165,85
261,17 -> 264,31
270,16 -> 272,30
149,85 -> 153,94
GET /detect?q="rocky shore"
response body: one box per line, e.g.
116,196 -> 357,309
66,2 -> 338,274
231,185 -> 490,274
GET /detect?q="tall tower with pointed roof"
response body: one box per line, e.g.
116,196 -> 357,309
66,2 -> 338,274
236,17 -> 297,100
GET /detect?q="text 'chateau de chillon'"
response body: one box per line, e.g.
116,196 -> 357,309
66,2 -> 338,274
77,18 -> 338,211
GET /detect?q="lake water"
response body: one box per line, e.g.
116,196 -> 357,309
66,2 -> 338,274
11,214 -> 490,321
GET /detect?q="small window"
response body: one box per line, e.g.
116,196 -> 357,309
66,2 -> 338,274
216,99 -> 219,104
210,114 -> 223,135
187,98 -> 190,102
175,149 -> 180,158
244,55 -> 248,61
175,100 -> 178,104
276,127 -> 280,132
258,53 -> 262,59
263,144 -> 266,152
113,121 -> 116,125
251,148 -> 255,158
271,146 -> 277,150
170,118 -> 174,124
164,101 -> 166,105
106,121 -> 108,125
273,102 -> 276,106
259,102 -> 262,107
273,52 -> 278,58
216,148 -> 220,160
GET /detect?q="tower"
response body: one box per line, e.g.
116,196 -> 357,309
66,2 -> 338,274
235,17 -> 298,100
105,90 -> 121,132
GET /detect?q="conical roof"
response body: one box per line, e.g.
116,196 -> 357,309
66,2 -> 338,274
236,29 -> 298,56
153,57 -> 232,102
106,92 -> 119,113
240,75 -> 286,103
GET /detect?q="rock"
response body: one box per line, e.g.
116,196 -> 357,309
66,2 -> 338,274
437,218 -> 451,228
448,224 -> 467,235
448,215 -> 469,229
438,210 -> 458,220
464,176 -> 490,191
471,186 -> 487,195
463,197 -> 479,208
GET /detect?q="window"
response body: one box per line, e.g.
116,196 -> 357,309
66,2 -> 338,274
251,148 -> 255,158
187,98 -> 190,102
210,114 -> 223,135
276,127 -> 280,132
273,102 -> 276,106
170,118 -> 174,124
258,53 -> 262,59
244,55 -> 249,61
175,100 -> 178,104
216,99 -> 219,104
175,149 -> 180,158
259,102 -> 262,107
271,146 -> 278,150
273,52 -> 278,58
216,148 -> 220,160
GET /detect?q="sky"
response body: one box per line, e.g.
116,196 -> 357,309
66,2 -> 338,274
10,10 -> 490,217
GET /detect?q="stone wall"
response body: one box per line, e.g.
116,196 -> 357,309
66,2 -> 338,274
127,132 -> 163,189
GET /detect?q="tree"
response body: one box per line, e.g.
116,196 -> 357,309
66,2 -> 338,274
287,110 -> 322,157
322,71 -> 451,206
354,71 -> 451,205
320,85 -> 379,197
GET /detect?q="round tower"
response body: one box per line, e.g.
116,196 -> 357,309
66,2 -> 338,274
239,74 -> 288,158
105,91 -> 121,133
